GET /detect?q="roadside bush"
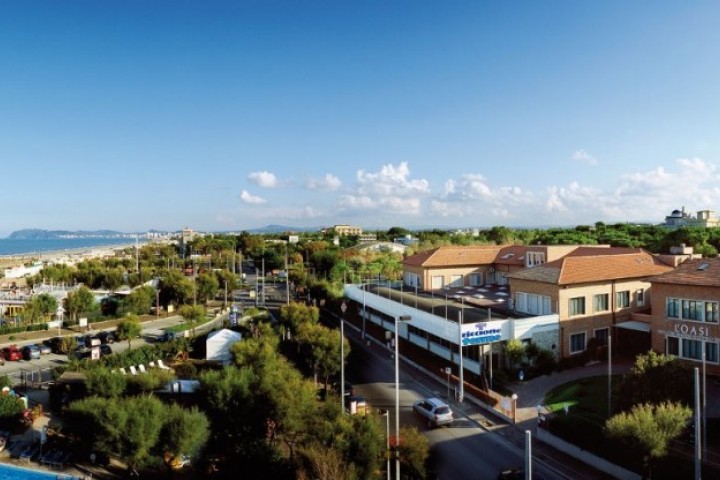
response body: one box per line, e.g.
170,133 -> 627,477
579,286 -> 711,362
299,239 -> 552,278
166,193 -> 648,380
173,362 -> 197,379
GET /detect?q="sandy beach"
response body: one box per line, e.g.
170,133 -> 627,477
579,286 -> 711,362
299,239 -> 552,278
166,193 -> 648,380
0,243 -> 139,270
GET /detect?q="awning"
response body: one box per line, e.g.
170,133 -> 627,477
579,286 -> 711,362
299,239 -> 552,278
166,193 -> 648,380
614,321 -> 651,332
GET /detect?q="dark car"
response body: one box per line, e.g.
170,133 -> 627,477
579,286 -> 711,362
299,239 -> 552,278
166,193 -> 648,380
21,345 -> 41,361
2,345 -> 22,362
35,343 -> 51,355
96,331 -> 115,344
99,344 -> 113,357
44,336 -> 72,354
69,347 -> 92,361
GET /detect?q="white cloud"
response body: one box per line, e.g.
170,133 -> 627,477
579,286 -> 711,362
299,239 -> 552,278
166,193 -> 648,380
248,171 -> 278,188
356,162 -> 430,196
307,173 -> 342,191
572,149 -> 598,165
239,190 -> 266,204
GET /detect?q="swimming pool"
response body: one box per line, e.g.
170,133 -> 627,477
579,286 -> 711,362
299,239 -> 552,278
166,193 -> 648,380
0,463 -> 79,480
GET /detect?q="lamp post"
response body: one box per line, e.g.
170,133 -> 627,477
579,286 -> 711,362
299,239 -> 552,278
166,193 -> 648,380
380,409 -> 390,480
395,315 -> 412,480
341,301 -> 347,412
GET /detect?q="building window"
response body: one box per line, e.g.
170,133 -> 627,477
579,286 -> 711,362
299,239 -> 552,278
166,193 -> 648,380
682,338 -> 703,360
594,328 -> 609,347
526,252 -> 545,268
569,332 -> 586,354
636,289 -> 645,307
515,292 -> 551,315
682,300 -> 703,321
667,298 -> 680,318
616,291 -> 630,308
707,342 -> 719,364
705,302 -> 719,323
569,297 -> 585,316
667,336 -> 679,356
594,294 -> 609,312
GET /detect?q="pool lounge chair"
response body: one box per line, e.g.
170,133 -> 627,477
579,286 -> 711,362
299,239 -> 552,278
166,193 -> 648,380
157,359 -> 171,370
129,366 -> 138,375
51,450 -> 72,469
138,364 -> 147,373
41,449 -> 61,465
19,444 -> 38,461
119,367 -> 127,375
148,361 -> 156,368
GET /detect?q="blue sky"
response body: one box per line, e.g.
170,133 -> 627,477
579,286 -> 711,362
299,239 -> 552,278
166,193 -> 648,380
2,1 -> 719,236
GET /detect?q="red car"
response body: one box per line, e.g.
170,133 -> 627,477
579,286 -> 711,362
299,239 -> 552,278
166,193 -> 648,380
2,345 -> 22,362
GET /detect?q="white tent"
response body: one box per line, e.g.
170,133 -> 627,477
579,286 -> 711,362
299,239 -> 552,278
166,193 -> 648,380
206,328 -> 242,364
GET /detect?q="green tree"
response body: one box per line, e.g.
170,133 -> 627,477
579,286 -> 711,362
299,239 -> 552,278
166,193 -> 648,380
178,304 -> 206,337
0,395 -> 25,429
123,285 -> 156,315
397,426 -> 430,479
503,339 -> 526,370
616,351 -> 692,412
195,272 -> 219,305
158,271 -> 194,309
605,402 -> 691,479
116,314 -> 143,349
279,301 -> 319,336
64,286 -> 97,321
157,404 -> 210,474
85,367 -> 127,398
295,322 -> 347,388
34,293 -> 58,320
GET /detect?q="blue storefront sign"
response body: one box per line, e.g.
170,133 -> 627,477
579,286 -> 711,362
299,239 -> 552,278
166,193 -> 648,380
461,321 -> 505,346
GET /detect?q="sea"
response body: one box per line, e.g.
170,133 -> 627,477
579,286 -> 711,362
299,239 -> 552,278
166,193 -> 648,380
0,238 -> 143,257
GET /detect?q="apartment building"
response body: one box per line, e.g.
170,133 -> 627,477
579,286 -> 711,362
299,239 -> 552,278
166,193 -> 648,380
648,258 -> 720,375
402,244 -> 606,290
507,248 -> 675,358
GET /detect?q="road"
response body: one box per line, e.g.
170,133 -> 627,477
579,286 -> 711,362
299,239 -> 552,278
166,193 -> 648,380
343,317 -> 561,480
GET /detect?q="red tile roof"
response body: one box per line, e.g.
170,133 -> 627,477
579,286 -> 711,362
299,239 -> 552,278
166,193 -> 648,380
649,257 -> 720,287
403,245 -> 503,267
508,249 -> 673,285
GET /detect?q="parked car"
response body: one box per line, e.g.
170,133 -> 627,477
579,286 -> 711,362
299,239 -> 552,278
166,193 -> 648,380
35,343 -> 51,355
412,397 -> 454,428
21,345 -> 41,361
2,345 -> 22,362
99,344 -> 113,357
44,336 -> 74,354
96,331 -> 115,344
69,347 -> 92,361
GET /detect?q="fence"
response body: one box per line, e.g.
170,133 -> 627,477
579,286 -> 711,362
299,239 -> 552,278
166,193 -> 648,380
6,367 -> 55,390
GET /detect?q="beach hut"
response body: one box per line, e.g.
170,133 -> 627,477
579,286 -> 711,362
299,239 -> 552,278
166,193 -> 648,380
205,329 -> 242,365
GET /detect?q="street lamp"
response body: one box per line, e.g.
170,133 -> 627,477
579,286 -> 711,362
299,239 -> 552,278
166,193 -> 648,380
340,301 -> 347,412
380,409 -> 390,480
395,315 -> 412,480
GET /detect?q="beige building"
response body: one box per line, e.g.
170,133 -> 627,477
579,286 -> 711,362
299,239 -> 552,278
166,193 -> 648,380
333,224 -> 363,236
648,258 -> 720,376
402,244 -> 609,290
507,248 -> 674,359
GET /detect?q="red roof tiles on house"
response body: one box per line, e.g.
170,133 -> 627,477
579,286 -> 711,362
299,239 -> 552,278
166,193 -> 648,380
508,250 -> 673,285
403,245 -> 503,267
649,257 -> 720,287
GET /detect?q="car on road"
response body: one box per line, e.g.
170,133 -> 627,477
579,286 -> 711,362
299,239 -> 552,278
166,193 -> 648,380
412,397 -> 454,428
21,345 -> 41,360
99,344 -> 113,357
35,343 -> 51,355
1,345 -> 22,362
95,331 -> 115,344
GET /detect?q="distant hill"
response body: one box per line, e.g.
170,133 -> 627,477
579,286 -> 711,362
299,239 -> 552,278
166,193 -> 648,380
246,225 -> 319,234
8,229 -> 134,240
